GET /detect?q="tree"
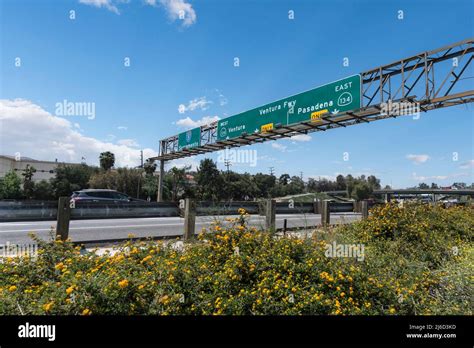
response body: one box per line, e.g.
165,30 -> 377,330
418,183 -> 429,189
170,166 -> 187,201
21,165 -> 36,199
336,175 -> 346,190
143,159 -> 157,176
346,174 -> 355,197
0,170 -> 22,199
430,183 -> 439,189
279,174 -> 290,186
253,173 -> 276,198
88,168 -> 142,197
32,180 -> 54,200
195,159 -> 224,201
287,176 -> 305,195
99,151 -> 115,171
351,182 -> 372,201
51,164 -> 97,198
367,175 -> 381,190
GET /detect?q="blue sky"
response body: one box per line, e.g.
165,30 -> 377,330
0,0 -> 473,188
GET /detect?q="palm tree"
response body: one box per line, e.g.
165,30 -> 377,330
99,152 -> 115,171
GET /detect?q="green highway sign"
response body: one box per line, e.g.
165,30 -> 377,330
217,74 -> 361,141
178,127 -> 201,151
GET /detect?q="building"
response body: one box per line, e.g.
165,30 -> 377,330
0,155 -> 81,182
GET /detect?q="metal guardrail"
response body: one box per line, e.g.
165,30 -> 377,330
0,200 -> 358,222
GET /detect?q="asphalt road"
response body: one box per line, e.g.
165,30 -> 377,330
0,213 -> 361,245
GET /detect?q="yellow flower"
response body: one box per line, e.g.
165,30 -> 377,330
389,307 -> 396,314
118,279 -> 129,288
141,255 -> 152,263
238,208 -> 246,215
66,286 -> 74,295
82,308 -> 91,315
8,285 -> 17,292
43,302 -> 54,312
54,262 -> 65,271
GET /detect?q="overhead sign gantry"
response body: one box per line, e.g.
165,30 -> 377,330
151,38 -> 474,201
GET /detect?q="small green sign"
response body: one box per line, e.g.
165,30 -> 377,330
178,127 -> 201,151
217,75 -> 361,141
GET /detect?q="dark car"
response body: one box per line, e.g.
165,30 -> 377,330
70,189 -> 145,203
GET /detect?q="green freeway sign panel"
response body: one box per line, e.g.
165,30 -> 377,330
217,74 -> 361,141
178,127 -> 201,151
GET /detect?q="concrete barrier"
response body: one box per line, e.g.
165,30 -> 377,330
0,199 -> 360,222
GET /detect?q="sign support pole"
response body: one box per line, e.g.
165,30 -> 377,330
157,140 -> 165,202
157,159 -> 164,202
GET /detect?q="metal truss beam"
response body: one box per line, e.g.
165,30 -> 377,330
152,38 -> 474,162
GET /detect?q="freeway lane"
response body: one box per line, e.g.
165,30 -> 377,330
0,213 -> 361,245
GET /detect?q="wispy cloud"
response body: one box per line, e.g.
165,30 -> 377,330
271,143 -> 287,152
178,97 -> 212,114
117,126 -> 128,130
406,154 -> 430,164
146,0 -> 197,27
79,0 -> 197,27
411,172 -> 468,181
176,115 -> 220,129
79,0 -> 122,15
459,159 -> 474,169
117,139 -> 139,147
289,134 -> 311,142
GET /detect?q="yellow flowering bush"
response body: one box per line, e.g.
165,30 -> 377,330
0,203 -> 471,315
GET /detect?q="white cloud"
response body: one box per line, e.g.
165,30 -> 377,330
79,0 -> 121,14
406,154 -> 430,164
80,0 -> 197,27
411,172 -> 469,181
459,160 -> 474,169
288,134 -> 311,142
0,99 -> 155,167
308,174 -> 337,181
167,157 -> 200,171
156,0 -> 197,27
117,126 -> 128,130
117,139 -> 140,147
178,97 -> 212,114
176,115 -> 220,129
271,143 -> 287,152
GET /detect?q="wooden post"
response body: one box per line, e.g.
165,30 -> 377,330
265,199 -> 276,231
352,201 -> 358,213
321,200 -> 330,227
313,199 -> 320,214
183,198 -> 196,240
361,200 -> 369,220
56,197 -> 71,241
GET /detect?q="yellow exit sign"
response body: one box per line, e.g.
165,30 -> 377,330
311,109 -> 329,122
261,123 -> 274,133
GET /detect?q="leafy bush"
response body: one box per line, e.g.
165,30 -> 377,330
0,204 -> 472,315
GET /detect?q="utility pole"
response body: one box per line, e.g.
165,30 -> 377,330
300,171 -> 303,181
269,167 -> 275,176
140,150 -> 144,168
224,159 -> 232,173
